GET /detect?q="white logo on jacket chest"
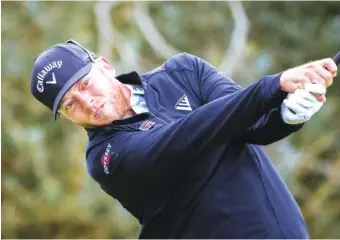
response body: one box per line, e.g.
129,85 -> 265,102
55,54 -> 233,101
175,94 -> 192,111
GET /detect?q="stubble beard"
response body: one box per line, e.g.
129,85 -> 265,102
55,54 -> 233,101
110,90 -> 131,120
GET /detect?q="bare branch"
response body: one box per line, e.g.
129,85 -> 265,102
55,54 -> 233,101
94,1 -> 141,73
119,41 -> 141,72
94,1 -> 117,59
218,1 -> 249,76
133,2 -> 179,59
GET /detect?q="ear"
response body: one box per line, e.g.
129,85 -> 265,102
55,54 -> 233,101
95,57 -> 116,77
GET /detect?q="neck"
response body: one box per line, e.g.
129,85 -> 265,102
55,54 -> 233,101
121,83 -> 136,117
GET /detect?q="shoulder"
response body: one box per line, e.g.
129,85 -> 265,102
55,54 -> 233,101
143,53 -> 199,78
140,53 -> 206,86
163,52 -> 199,72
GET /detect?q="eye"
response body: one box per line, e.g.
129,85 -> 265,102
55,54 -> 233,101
65,100 -> 74,111
81,79 -> 90,90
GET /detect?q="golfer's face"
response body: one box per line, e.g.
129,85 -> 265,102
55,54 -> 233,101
58,61 -> 127,128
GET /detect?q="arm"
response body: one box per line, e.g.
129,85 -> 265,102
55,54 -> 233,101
90,69 -> 285,195
239,108 -> 303,145
186,53 -> 303,145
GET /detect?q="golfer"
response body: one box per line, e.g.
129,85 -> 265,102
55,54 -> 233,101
30,40 -> 337,238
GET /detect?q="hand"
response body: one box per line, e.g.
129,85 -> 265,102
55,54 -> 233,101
281,84 -> 325,125
280,58 -> 337,102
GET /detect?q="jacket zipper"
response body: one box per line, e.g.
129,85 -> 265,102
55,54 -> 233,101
142,82 -> 171,124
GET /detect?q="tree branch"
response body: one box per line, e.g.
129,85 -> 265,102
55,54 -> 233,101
94,1 -> 117,58
94,1 -> 141,72
218,1 -> 249,77
133,2 -> 179,59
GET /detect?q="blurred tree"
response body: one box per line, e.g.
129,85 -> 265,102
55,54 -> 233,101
1,1 -> 340,238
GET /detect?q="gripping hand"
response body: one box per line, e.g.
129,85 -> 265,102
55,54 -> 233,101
281,83 -> 326,125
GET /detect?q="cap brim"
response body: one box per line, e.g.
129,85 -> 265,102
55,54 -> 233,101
52,62 -> 92,120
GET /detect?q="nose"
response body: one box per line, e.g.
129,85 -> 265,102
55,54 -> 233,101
74,92 -> 94,109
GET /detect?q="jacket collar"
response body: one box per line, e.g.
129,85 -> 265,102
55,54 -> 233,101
116,71 -> 143,85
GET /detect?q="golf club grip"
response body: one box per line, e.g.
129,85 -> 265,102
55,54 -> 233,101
333,51 -> 340,65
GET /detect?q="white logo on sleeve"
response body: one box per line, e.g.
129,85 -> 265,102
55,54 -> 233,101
175,94 -> 192,111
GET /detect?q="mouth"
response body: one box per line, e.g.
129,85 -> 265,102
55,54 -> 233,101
94,103 -> 104,119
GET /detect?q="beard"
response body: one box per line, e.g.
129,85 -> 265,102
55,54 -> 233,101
108,88 -> 132,120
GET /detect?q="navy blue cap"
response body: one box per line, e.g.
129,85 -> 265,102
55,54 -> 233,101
30,40 -> 97,119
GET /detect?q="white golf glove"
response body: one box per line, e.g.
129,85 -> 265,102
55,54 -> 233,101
281,83 -> 326,125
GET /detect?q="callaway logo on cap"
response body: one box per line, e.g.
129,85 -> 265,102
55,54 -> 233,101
30,39 -> 97,119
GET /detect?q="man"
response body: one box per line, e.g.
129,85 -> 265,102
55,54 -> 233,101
30,40 -> 337,238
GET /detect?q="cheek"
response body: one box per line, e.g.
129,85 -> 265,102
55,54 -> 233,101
69,110 -> 89,125
93,83 -> 115,97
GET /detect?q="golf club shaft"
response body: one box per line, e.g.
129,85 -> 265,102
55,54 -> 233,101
333,51 -> 340,65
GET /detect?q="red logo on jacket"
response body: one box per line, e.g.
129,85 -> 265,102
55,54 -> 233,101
100,143 -> 112,174
139,120 -> 155,131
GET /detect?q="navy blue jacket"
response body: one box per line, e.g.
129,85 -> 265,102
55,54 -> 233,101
85,53 -> 309,238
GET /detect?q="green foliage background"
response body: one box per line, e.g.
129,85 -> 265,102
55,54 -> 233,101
2,1 -> 340,238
